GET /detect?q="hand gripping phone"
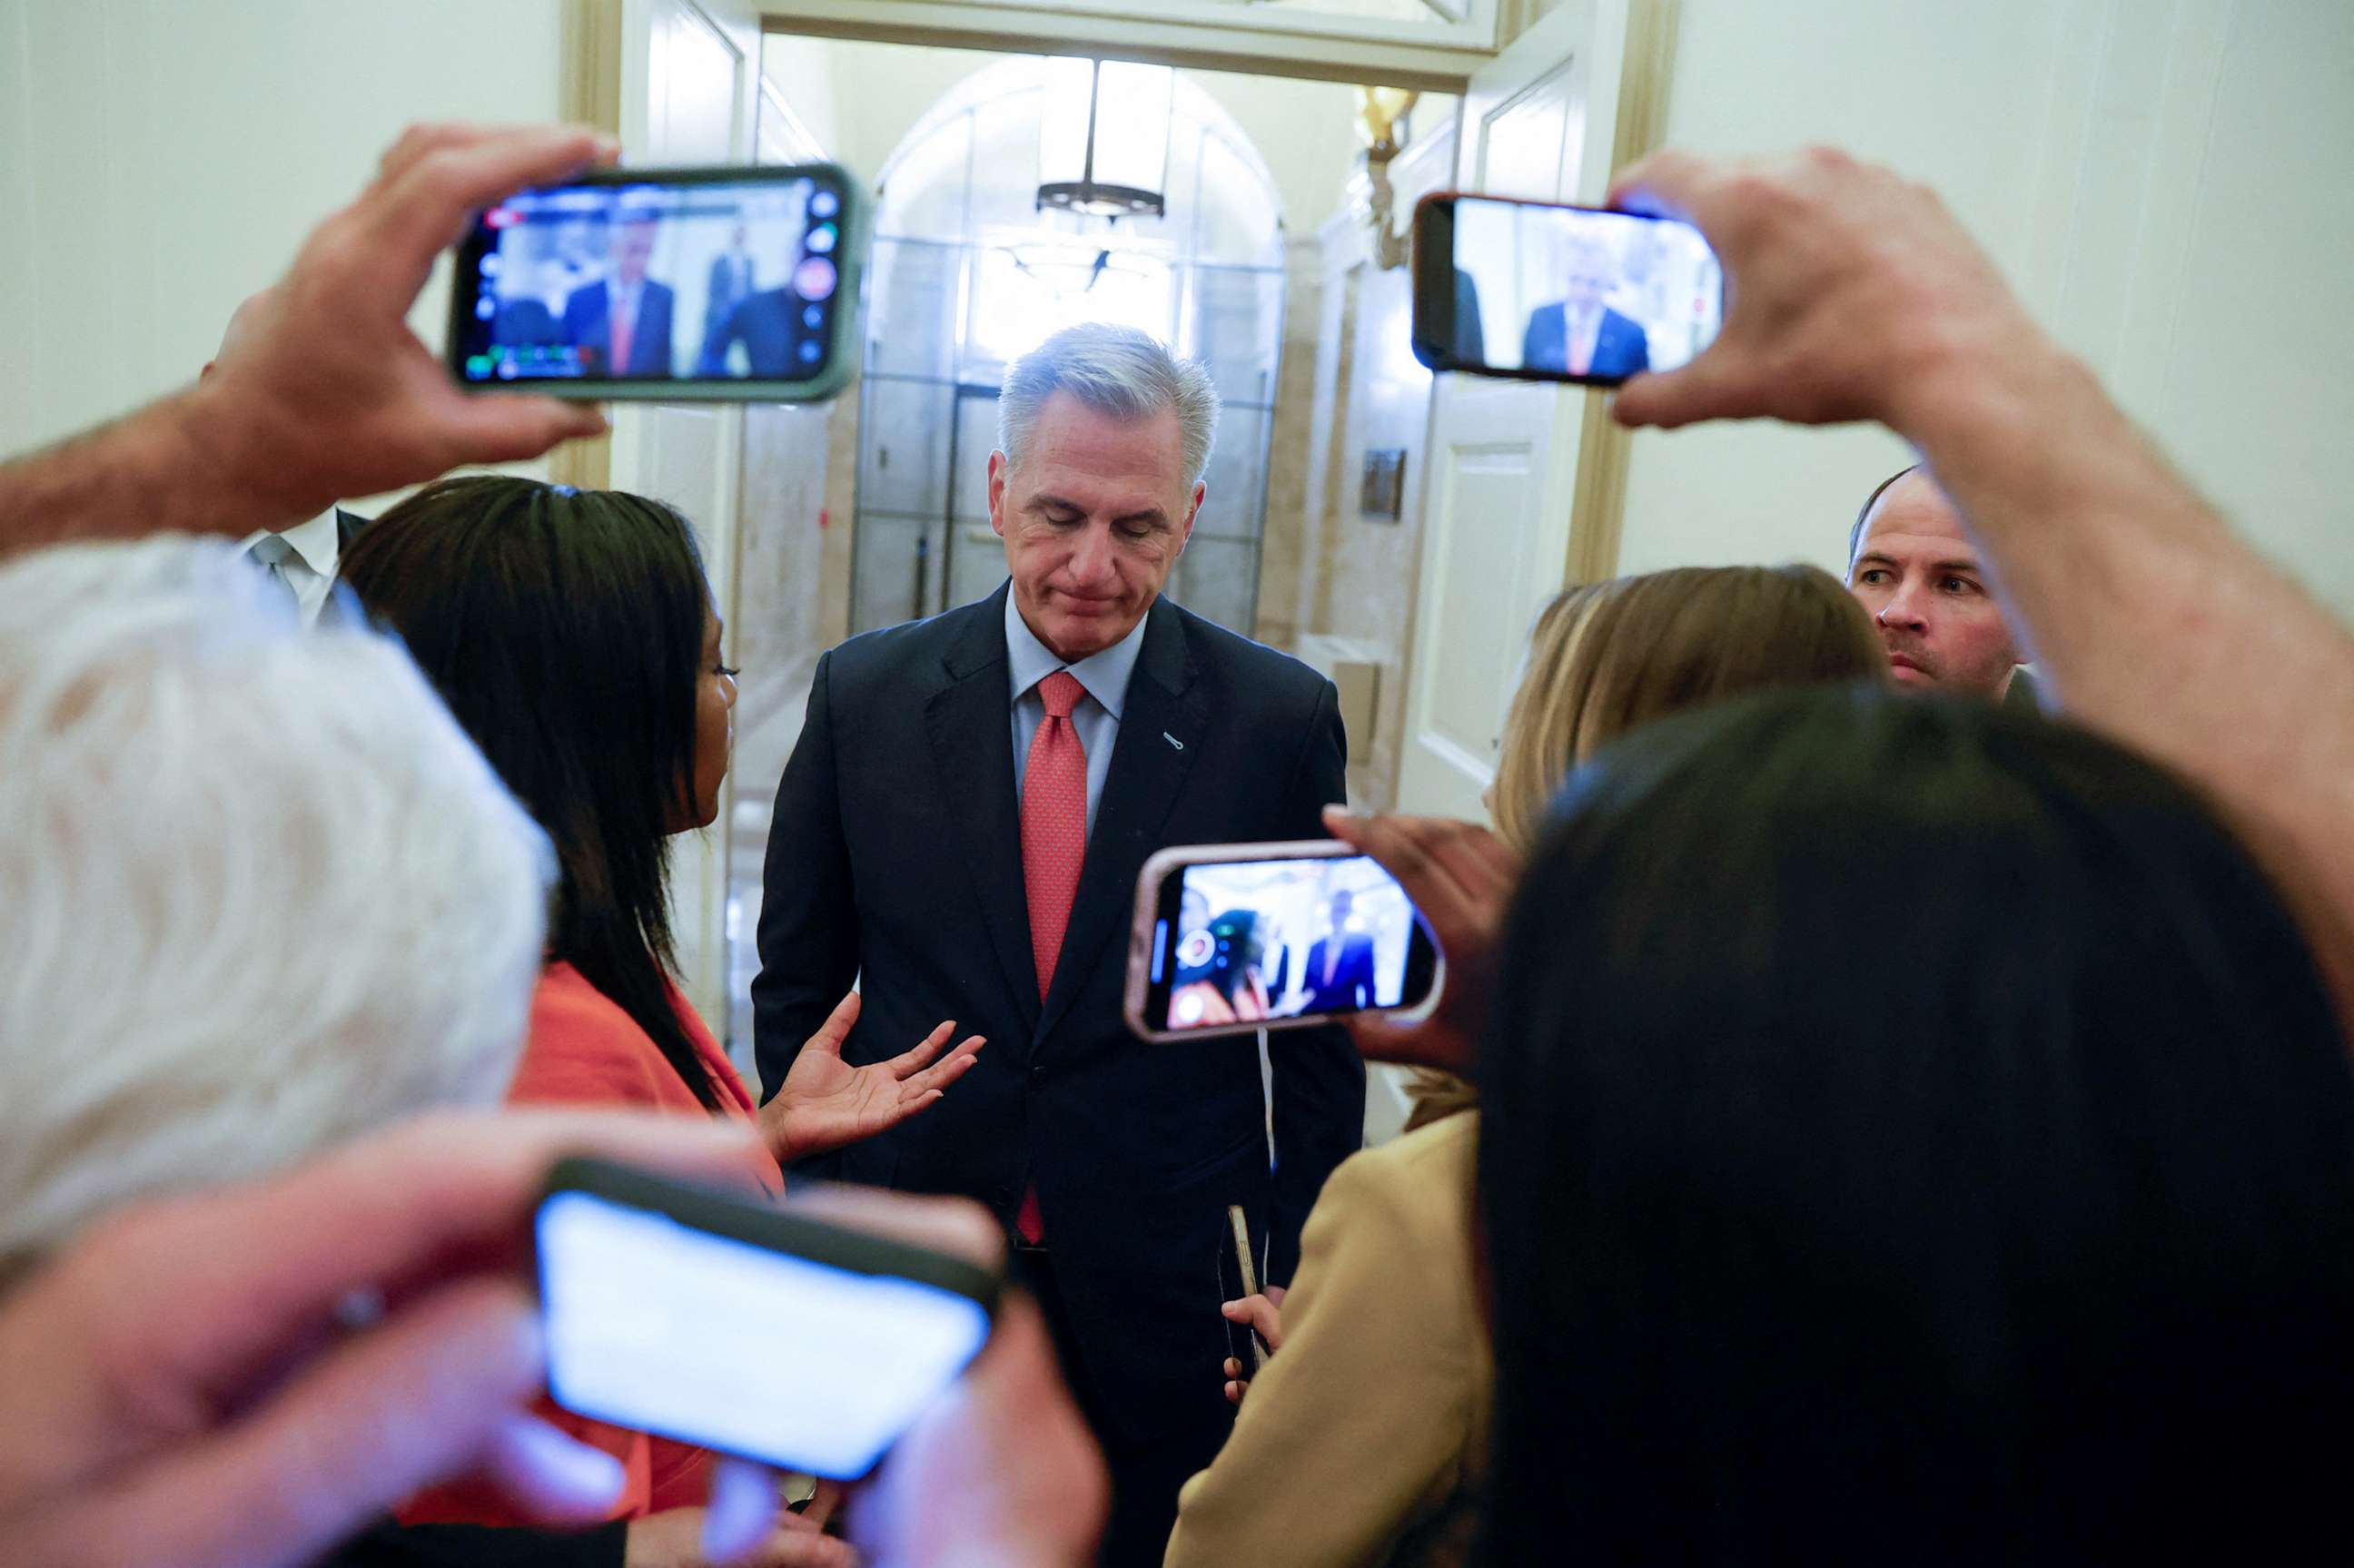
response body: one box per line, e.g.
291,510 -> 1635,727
447,163 -> 866,402
1411,190 -> 1723,387
535,1158 -> 997,1479
1124,840 -> 1443,1043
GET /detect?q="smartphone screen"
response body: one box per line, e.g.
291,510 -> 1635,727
446,163 -> 860,400
1412,193 -> 1723,385
536,1160 -> 994,1479
1139,852 -> 1440,1036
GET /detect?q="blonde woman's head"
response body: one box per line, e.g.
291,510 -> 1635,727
1490,565 -> 1885,852
1409,563 -> 1884,1130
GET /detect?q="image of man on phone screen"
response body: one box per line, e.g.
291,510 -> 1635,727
1299,887 -> 1377,1014
562,215 -> 676,378
1522,231 -> 1650,380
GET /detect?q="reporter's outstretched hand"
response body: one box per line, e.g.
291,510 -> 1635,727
0,1110 -> 783,1568
760,991 -> 984,1166
1320,806 -> 1520,1080
1605,145 -> 2048,433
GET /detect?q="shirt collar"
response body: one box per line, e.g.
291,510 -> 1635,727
1004,587 -> 1152,722
236,508 -> 341,578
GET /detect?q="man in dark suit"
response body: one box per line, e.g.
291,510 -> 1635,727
1298,887 -> 1379,1014
698,284 -> 813,378
1521,233 -> 1651,379
492,295 -> 559,350
561,219 -> 676,378
1452,265 -> 1488,365
702,223 -> 757,350
755,322 -> 1365,1567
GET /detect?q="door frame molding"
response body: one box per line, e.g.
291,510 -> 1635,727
753,0 -> 1499,93
550,0 -> 625,495
1562,0 -> 1676,587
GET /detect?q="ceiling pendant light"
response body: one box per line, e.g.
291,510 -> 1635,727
1036,57 -> 1172,222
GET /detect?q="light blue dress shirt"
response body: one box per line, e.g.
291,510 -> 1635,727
1006,588 -> 1151,842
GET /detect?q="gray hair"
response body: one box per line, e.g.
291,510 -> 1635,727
0,538 -> 553,1282
998,322 -> 1221,488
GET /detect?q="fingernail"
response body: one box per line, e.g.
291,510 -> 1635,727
703,1456 -> 778,1560
499,1416 -> 627,1507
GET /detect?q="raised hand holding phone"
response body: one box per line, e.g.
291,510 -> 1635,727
445,163 -> 865,402
1409,191 -> 1723,388
1125,839 -> 1444,1042
1318,807 -> 1520,1080
535,1160 -> 1002,1484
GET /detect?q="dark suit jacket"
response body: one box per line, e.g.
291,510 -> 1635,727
327,1521 -> 623,1567
560,279 -> 676,378
314,508 -> 371,630
704,251 -> 755,346
1521,302 -> 1651,379
493,298 -> 560,350
1452,267 -> 1487,365
754,585 -> 1365,1441
1301,932 -> 1378,1014
700,286 -> 812,378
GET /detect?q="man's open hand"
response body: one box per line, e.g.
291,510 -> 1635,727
759,991 -> 984,1167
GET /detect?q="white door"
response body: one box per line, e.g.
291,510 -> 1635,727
1395,0 -> 1635,820
608,0 -> 763,1041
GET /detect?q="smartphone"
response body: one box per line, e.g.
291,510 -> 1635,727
446,163 -> 866,402
534,1158 -> 997,1479
1124,840 -> 1444,1042
1410,191 -> 1723,387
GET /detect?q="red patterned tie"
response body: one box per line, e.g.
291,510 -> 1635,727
608,301 -> 634,377
1016,669 -> 1088,1244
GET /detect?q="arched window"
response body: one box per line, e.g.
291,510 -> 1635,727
851,55 -> 1288,636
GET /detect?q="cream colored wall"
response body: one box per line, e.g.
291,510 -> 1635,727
1611,0 -> 2354,617
0,0 -> 568,475
759,31 -> 839,153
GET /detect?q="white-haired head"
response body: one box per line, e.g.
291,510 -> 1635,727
0,537 -> 552,1284
998,322 -> 1221,488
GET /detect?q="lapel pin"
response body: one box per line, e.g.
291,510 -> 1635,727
1163,731 -> 1185,752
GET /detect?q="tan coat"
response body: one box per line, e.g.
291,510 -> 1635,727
1164,1113 -> 1491,1568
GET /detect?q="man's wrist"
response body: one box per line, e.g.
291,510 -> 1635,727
1883,302 -> 2078,449
172,375 -> 317,536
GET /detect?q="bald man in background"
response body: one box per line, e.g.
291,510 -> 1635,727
1845,465 -> 2033,704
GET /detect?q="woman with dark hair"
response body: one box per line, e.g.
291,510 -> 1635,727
1478,689 -> 2354,1563
341,477 -> 980,1563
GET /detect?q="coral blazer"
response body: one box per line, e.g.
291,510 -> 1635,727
401,962 -> 782,1527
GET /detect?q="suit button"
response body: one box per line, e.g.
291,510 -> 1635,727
1028,1063 -> 1048,1088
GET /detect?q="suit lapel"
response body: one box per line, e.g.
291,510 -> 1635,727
923,587 -> 1041,1036
1037,600 -> 1204,1046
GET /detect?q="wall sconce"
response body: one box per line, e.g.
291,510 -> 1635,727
1355,85 -> 1421,271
